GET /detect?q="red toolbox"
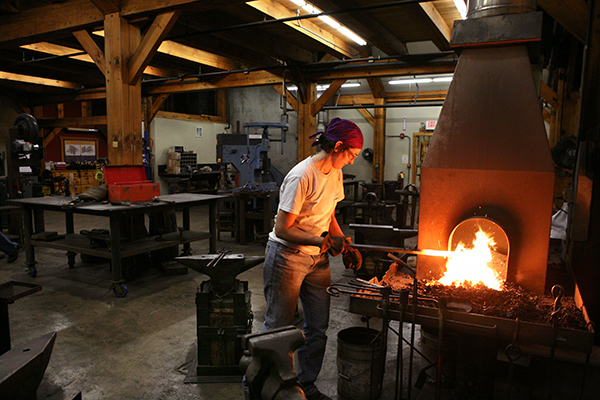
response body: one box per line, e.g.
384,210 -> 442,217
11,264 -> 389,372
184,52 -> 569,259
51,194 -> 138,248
103,165 -> 160,203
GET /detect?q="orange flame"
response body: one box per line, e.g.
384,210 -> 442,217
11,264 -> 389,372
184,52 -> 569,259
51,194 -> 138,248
437,229 -> 504,290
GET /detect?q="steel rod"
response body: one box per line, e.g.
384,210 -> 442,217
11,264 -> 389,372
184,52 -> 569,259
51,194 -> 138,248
351,243 -> 455,257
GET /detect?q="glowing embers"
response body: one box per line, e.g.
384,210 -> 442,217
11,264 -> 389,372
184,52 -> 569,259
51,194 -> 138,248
436,217 -> 509,290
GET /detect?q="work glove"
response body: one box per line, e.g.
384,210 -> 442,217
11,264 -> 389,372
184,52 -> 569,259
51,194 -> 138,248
342,237 -> 363,271
320,232 -> 344,256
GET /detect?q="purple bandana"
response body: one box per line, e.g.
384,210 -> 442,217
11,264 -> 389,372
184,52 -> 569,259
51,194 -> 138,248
309,117 -> 363,149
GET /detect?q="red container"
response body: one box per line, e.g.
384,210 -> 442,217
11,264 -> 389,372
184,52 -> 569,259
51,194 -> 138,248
103,165 -> 160,202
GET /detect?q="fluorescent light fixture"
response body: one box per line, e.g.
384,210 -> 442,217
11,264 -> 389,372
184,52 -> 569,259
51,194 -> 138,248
389,78 -> 433,85
337,26 -> 367,46
317,84 -> 330,91
453,0 -> 468,19
318,15 -> 341,30
433,76 -> 453,83
288,0 -> 367,46
287,85 -> 298,91
341,81 -> 361,88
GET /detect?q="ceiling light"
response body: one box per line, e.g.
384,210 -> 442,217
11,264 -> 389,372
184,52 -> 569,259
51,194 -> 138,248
453,0 -> 467,19
432,77 -> 453,83
289,1 -> 367,46
317,84 -> 330,91
389,78 -> 433,85
337,26 -> 367,46
318,15 -> 341,30
287,85 -> 298,91
341,81 -> 361,88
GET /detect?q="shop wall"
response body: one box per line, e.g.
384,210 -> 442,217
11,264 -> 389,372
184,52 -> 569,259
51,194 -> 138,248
150,116 -> 228,195
226,87 -> 443,186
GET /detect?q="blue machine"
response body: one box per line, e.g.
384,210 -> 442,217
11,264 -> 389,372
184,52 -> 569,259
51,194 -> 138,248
216,122 -> 287,191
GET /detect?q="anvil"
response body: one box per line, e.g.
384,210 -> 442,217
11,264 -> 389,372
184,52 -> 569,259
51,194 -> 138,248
176,254 -> 265,295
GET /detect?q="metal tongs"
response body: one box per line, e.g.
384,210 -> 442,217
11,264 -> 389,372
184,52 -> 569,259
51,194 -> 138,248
206,246 -> 232,268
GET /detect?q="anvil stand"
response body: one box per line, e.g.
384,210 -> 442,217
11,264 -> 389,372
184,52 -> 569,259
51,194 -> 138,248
177,251 -> 264,383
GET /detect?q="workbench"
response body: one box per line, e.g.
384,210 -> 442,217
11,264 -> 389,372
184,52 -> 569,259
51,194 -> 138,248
8,193 -> 226,296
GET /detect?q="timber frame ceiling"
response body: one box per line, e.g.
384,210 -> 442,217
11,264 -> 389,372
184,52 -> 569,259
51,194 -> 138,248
0,0 -> 590,107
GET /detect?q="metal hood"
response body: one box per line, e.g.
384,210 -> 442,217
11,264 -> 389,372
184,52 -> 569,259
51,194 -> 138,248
417,2 -> 555,294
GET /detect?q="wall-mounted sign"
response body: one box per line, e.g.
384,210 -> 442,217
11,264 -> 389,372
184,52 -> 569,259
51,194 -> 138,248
426,120 -> 437,130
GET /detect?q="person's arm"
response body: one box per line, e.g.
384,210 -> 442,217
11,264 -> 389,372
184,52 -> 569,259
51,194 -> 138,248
327,210 -> 344,237
274,209 -> 324,247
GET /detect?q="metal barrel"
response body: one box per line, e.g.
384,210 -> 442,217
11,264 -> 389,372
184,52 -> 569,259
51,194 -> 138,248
337,327 -> 383,400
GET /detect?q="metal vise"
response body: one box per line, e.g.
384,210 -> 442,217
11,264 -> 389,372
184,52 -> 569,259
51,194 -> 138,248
176,253 -> 265,295
240,326 -> 306,400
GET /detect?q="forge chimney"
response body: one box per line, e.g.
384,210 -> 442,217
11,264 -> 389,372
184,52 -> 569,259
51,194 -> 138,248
416,0 -> 555,294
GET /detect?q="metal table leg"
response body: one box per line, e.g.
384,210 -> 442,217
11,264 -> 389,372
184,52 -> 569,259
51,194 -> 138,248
22,206 -> 37,277
209,201 -> 217,253
65,211 -> 76,268
109,215 -> 127,297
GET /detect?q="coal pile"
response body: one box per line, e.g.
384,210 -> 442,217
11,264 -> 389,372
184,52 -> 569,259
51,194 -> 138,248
376,263 -> 589,330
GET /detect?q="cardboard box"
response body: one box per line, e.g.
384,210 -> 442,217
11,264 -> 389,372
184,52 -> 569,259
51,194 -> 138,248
103,165 -> 160,202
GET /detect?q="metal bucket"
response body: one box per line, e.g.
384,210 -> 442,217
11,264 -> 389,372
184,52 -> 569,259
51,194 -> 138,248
337,327 -> 383,400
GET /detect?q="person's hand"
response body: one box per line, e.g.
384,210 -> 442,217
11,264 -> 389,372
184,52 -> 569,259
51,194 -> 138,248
342,237 -> 362,270
320,232 -> 344,256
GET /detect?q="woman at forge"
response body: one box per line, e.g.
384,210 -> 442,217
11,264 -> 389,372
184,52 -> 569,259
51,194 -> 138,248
261,117 -> 363,400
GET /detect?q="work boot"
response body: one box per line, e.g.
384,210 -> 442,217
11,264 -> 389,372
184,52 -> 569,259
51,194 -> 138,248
7,246 -> 19,263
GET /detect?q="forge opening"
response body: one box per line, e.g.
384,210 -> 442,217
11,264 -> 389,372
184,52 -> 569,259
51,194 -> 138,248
436,217 -> 509,290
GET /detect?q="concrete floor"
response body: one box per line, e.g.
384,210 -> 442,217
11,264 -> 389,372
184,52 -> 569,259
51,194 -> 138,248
1,205 -> 600,400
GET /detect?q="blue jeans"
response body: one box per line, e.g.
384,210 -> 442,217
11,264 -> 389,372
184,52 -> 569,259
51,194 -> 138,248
261,240 -> 331,396
0,232 -> 17,255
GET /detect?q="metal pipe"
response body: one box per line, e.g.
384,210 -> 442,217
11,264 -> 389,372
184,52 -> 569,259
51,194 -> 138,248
168,0 -> 437,42
141,55 -> 456,85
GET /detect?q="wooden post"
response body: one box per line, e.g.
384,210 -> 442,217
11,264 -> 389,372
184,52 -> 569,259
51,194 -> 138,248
373,98 -> 386,184
298,83 -> 317,161
104,13 -> 143,165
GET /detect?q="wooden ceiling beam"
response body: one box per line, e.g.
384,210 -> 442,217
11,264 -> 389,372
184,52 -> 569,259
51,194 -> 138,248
272,84 -> 298,112
312,79 -> 345,115
334,90 -> 448,105
247,0 -> 358,59
73,30 -> 106,76
309,60 -> 457,81
418,2 -> 452,47
90,0 -> 121,15
367,77 -> 386,99
157,40 -> 241,71
0,0 -> 246,47
37,115 -> 108,127
128,10 -> 180,84
148,94 -> 170,124
176,35 -> 277,68
145,69 -> 283,95
0,70 -> 79,88
538,0 -> 587,44
357,108 -> 375,126
21,40 -> 177,79
176,14 -> 314,64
